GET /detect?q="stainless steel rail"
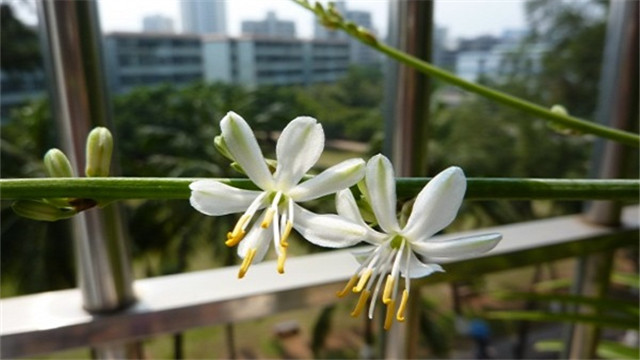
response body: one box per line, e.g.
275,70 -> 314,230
2,206 -> 637,358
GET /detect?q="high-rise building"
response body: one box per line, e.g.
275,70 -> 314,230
241,11 -> 296,39
181,1 -> 226,35
203,36 -> 349,87
142,14 -> 174,33
103,32 -> 203,93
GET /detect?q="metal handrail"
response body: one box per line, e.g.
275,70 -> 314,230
1,206 -> 637,358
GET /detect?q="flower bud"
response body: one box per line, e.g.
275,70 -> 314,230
85,127 -> 113,177
12,200 -> 76,222
44,148 -> 74,178
214,135 -> 234,161
550,104 -> 568,116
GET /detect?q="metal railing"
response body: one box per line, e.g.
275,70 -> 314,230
2,206 -> 637,358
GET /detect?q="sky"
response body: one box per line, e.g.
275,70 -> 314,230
11,0 -> 526,42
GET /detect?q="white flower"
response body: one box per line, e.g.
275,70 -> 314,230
334,155 -> 502,330
190,112 -> 366,278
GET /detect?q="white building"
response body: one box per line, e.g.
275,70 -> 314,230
103,32 -> 203,93
142,15 -> 174,33
203,36 -> 349,87
181,1 -> 226,35
455,30 -> 547,82
241,11 -> 295,39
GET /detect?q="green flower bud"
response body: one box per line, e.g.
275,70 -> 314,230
85,127 -> 113,177
214,135 -> 235,161
12,200 -> 76,222
44,148 -> 74,178
548,105 -> 582,135
550,104 -> 568,116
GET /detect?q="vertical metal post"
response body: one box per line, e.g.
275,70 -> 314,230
384,1 -> 434,358
36,0 -> 140,358
564,1 -> 639,358
383,0 -> 433,178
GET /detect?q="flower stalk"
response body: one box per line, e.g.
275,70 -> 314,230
1,177 -> 637,201
292,0 -> 640,148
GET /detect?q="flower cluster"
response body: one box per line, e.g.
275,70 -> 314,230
190,112 -> 502,329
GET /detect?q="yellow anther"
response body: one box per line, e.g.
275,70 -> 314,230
261,208 -> 275,228
353,269 -> 372,293
350,289 -> 370,317
382,275 -> 394,304
336,275 -> 359,297
280,220 -> 293,247
277,246 -> 287,274
396,289 -> 409,322
238,248 -> 257,279
225,229 -> 245,247
232,214 -> 250,235
384,299 -> 396,330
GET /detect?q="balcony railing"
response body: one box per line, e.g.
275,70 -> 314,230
2,206 -> 637,358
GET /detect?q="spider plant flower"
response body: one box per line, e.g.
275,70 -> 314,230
190,112 -> 366,278
335,155 -> 502,330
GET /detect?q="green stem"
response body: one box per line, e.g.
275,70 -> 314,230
294,1 -> 640,148
375,43 -> 638,147
0,178 -> 637,201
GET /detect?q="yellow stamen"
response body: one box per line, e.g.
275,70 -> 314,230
396,289 -> 409,322
336,275 -> 359,297
384,299 -> 396,330
280,220 -> 293,247
261,208 -> 275,228
225,214 -> 251,247
382,274 -> 394,304
350,289 -> 371,317
353,268 -> 372,293
238,248 -> 257,279
225,229 -> 245,247
233,214 -> 250,234
277,246 -> 287,274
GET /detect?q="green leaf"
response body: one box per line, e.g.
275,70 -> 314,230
534,339 -> 563,352
491,291 -> 639,316
612,273 -> 640,289
597,340 -> 640,359
485,310 -> 638,330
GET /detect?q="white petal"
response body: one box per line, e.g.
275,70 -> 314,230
189,180 -> 263,216
412,233 -> 502,259
221,112 -> 274,190
292,203 -> 366,248
365,154 -> 401,233
403,166 -> 466,240
273,116 -> 324,189
288,158 -> 365,202
336,189 -> 387,244
237,216 -> 273,263
401,250 -> 444,279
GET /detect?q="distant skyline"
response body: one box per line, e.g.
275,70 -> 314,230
11,0 -> 526,41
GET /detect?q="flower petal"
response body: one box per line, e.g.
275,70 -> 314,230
365,154 -> 401,233
238,215 -> 273,263
288,158 -> 365,202
273,116 -> 324,189
292,203 -> 366,248
336,189 -> 387,244
404,166 -> 466,240
221,112 -> 274,189
412,233 -> 502,259
190,180 -> 263,216
401,250 -> 444,279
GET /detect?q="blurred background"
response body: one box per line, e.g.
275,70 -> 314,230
1,0 -> 638,358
